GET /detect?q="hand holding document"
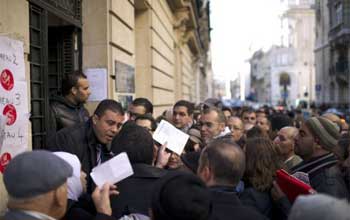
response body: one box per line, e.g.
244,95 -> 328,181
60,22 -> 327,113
90,152 -> 134,188
153,120 -> 190,155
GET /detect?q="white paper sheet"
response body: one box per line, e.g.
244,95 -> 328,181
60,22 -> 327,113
85,68 -> 108,101
152,120 -> 190,155
90,152 -> 134,188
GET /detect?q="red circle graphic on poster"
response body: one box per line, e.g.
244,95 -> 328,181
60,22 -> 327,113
3,104 -> 17,125
0,69 -> 14,91
0,152 -> 12,173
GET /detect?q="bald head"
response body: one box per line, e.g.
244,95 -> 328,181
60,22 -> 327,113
198,138 -> 245,186
280,126 -> 299,139
274,126 -> 299,160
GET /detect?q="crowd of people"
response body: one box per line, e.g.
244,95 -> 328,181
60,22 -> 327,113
1,72 -> 350,220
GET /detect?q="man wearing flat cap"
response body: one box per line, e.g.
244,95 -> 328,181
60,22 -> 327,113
292,117 -> 350,199
1,150 -> 73,220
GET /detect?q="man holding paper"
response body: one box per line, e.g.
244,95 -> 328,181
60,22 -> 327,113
110,122 -> 167,218
47,99 -> 125,193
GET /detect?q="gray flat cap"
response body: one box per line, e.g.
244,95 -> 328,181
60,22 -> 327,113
288,194 -> 350,220
3,150 -> 73,199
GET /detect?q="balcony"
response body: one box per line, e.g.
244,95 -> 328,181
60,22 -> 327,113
328,1 -> 350,43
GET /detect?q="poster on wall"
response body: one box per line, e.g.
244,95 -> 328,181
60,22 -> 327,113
0,36 -> 29,173
85,68 -> 108,101
115,61 -> 135,93
118,95 -> 133,111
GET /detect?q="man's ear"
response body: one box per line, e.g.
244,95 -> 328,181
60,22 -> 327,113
54,183 -> 67,207
71,86 -> 78,96
92,114 -> 98,125
198,165 -> 212,183
219,122 -> 226,132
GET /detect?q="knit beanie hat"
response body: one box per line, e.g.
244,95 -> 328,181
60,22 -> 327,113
151,172 -> 211,220
305,117 -> 340,151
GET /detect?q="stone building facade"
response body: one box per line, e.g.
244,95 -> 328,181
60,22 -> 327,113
0,0 -> 212,212
315,0 -> 350,107
250,0 -> 316,107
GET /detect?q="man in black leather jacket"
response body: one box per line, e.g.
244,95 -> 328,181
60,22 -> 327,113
48,71 -> 91,138
47,99 -> 125,193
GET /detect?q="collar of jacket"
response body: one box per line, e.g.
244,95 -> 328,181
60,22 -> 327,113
85,119 -> 101,168
209,186 -> 241,206
131,163 -> 168,178
50,95 -> 84,109
291,153 -> 338,177
14,210 -> 56,220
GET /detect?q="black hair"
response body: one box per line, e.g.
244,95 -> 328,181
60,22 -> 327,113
94,99 -> 124,117
62,71 -> 87,96
222,106 -> 232,115
152,172 -> 211,220
241,108 -> 256,117
135,113 -> 157,131
246,126 -> 269,139
132,98 -> 153,114
111,122 -> 154,164
269,113 -> 292,132
174,100 -> 195,115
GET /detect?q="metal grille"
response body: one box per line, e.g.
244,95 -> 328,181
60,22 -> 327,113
29,3 -> 48,149
29,2 -> 82,149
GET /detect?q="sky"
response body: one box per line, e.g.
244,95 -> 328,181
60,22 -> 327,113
210,0 -> 285,82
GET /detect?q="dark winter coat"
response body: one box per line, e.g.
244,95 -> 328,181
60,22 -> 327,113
47,119 -> 113,193
111,163 -> 168,219
291,153 -> 350,200
48,95 -> 89,137
209,186 -> 268,220
240,186 -> 290,220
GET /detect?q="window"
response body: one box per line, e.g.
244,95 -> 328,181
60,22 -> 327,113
335,3 -> 343,25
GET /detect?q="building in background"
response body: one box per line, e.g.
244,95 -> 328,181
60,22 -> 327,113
0,0 -> 212,150
249,0 -> 315,107
0,0 -> 212,212
249,49 -> 271,103
315,0 -> 350,108
230,77 -> 241,99
213,78 -> 226,98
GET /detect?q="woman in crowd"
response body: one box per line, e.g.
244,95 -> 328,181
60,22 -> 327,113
239,137 -> 286,219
